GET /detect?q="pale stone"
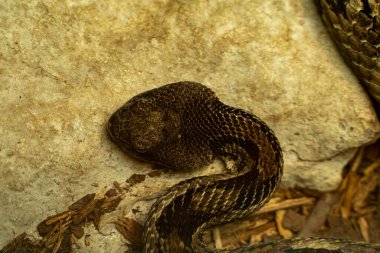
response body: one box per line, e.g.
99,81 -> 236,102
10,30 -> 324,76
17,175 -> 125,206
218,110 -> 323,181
0,0 -> 379,250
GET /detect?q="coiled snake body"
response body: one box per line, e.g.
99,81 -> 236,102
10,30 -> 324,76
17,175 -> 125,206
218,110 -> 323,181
108,82 -> 379,252
316,0 -> 380,102
107,1 -> 380,252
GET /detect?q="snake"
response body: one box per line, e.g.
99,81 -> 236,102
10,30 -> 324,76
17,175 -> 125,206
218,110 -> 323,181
107,82 -> 379,253
315,0 -> 380,102
106,1 -> 380,252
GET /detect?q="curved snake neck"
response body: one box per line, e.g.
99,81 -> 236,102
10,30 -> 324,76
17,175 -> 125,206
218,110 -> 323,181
108,82 -> 283,252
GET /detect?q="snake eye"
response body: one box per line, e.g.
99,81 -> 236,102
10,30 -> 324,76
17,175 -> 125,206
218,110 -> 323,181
136,148 -> 148,154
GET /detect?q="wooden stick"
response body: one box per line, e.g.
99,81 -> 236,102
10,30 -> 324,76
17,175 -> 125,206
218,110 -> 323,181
254,197 -> 315,215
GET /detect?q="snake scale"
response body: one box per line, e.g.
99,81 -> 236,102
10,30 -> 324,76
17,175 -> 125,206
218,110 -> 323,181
107,1 -> 380,252
315,0 -> 380,102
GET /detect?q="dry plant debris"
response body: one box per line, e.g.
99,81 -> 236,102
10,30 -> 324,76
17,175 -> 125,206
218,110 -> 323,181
0,171 -> 161,253
115,217 -> 144,253
1,187 -> 123,253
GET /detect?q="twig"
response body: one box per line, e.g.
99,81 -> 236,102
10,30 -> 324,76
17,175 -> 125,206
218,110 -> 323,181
213,228 -> 223,249
254,197 -> 315,215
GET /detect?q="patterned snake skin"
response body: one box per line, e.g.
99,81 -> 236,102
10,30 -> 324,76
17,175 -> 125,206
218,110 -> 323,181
108,82 -> 380,252
315,0 -> 380,102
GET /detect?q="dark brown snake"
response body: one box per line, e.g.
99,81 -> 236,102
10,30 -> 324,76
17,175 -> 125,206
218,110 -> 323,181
316,0 -> 380,102
107,1 -> 380,252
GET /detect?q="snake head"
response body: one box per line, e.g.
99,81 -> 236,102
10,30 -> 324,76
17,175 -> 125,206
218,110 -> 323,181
107,82 -> 220,170
108,96 -> 165,157
107,94 -> 182,165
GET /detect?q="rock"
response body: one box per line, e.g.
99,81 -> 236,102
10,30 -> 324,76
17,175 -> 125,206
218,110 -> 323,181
0,0 -> 379,250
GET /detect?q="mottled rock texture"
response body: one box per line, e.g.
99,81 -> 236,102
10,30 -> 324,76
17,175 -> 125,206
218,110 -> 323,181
0,0 -> 379,251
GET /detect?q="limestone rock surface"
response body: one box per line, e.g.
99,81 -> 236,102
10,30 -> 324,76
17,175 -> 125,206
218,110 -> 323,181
0,0 -> 379,251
